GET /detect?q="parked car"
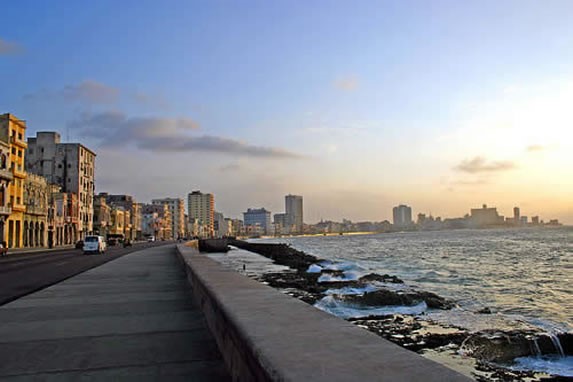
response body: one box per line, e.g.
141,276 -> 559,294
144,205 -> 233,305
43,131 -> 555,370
147,236 -> 155,242
75,240 -> 84,249
83,235 -> 106,254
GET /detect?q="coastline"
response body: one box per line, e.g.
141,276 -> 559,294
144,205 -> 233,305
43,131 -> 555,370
223,238 -> 572,381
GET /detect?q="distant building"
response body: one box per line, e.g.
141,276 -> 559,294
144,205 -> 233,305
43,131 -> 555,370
513,207 -> 520,221
470,204 -> 504,227
26,131 -> 96,238
243,208 -> 272,235
273,213 -> 289,235
285,194 -> 303,234
532,216 -> 540,225
393,204 -> 412,228
98,194 -> 139,240
152,198 -> 185,239
187,191 -> 214,238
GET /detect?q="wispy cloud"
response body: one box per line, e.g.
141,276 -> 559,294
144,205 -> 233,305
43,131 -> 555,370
24,80 -> 167,107
62,80 -> 119,103
68,110 -> 304,159
24,80 -> 119,104
526,144 -> 544,152
454,156 -> 516,173
334,75 -> 359,91
0,38 -> 22,55
218,163 -> 242,173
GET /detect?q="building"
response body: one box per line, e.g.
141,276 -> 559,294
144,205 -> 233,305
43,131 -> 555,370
187,191 -> 214,238
141,203 -> 171,239
152,198 -> 185,239
1,113 -> 28,248
93,194 -> 111,238
393,204 -> 413,228
23,173 -> 48,248
285,194 -> 303,234
470,204 -> 504,227
0,118 -> 13,246
26,132 -> 96,238
98,194 -> 139,240
243,208 -> 272,235
273,213 -> 289,235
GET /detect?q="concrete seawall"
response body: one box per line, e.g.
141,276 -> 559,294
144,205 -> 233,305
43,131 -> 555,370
176,241 -> 471,381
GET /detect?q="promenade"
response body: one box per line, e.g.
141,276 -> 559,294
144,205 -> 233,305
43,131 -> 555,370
0,245 -> 230,380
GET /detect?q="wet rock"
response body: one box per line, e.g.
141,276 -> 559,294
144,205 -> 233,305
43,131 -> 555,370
460,331 -> 535,362
337,289 -> 454,310
476,307 -> 493,314
359,273 -> 404,284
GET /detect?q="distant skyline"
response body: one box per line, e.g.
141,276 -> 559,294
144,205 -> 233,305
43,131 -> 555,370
1,1 -> 572,224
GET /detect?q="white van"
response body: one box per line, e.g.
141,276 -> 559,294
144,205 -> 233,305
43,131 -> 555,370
83,235 -> 106,254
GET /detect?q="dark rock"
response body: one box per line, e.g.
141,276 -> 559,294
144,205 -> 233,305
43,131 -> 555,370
359,273 -> 404,284
337,289 -> 454,310
460,331 -> 535,362
476,307 -> 492,314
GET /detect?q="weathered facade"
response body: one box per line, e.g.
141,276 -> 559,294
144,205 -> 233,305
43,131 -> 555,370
0,119 -> 13,246
1,113 -> 28,248
23,173 -> 48,248
26,132 -> 96,238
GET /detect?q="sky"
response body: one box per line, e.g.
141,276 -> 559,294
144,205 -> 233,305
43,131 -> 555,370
1,0 -> 572,224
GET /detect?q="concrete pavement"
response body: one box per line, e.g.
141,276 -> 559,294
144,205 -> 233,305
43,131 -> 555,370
0,244 -> 230,381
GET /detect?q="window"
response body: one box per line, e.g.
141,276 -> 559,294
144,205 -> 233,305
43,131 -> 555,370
17,150 -> 22,157
18,133 -> 22,140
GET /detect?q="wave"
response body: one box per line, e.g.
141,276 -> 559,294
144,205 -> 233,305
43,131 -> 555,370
314,295 -> 428,319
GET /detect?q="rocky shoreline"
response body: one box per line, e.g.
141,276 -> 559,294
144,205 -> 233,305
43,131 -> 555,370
228,239 -> 572,381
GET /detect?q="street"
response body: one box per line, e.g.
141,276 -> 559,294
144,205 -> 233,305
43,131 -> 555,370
0,241 -> 174,306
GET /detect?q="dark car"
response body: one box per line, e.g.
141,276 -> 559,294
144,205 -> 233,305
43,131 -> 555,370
75,240 -> 84,249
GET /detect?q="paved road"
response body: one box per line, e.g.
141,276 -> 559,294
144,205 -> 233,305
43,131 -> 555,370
0,241 -> 172,306
0,245 -> 230,380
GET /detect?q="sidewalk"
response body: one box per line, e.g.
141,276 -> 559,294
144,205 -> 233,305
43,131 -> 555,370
0,244 -> 230,380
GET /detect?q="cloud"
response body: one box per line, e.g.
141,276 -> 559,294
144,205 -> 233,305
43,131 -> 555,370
218,163 -> 242,173
0,38 -> 22,55
526,144 -> 544,152
62,80 -> 119,103
334,76 -> 359,91
68,110 -> 304,159
24,80 -> 119,104
454,156 -> 516,173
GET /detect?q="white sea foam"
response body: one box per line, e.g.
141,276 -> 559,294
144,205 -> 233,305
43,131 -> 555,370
325,285 -> 379,295
306,264 -> 322,273
509,355 -> 573,377
314,295 -> 427,319
318,271 -> 360,282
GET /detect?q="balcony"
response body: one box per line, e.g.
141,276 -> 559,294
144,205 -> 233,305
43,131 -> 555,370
11,163 -> 26,179
0,166 -> 13,181
11,203 -> 25,213
10,135 -> 28,149
0,205 -> 12,215
26,205 -> 48,216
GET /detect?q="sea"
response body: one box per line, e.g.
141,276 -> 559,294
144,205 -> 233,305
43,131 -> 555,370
209,227 -> 573,377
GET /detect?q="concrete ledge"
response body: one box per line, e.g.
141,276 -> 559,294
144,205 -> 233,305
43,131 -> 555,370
177,242 -> 471,381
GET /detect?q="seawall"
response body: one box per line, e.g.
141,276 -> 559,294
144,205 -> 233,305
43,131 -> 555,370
176,241 -> 471,381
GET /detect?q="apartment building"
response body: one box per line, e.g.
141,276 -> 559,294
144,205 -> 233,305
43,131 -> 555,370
26,132 -> 96,238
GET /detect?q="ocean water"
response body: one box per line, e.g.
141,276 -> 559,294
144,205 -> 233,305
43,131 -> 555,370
261,227 -> 572,333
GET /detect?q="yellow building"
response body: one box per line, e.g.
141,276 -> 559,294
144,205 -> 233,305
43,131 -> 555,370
0,113 -> 27,248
